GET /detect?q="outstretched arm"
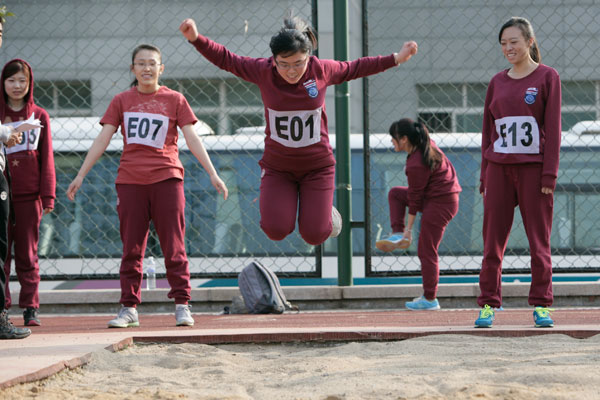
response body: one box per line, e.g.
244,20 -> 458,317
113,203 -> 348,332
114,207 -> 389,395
181,124 -> 228,200
66,124 -> 117,201
179,18 -> 261,83
324,40 -> 418,85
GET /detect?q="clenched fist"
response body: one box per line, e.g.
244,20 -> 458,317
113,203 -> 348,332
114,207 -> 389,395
180,18 -> 199,42
394,41 -> 418,65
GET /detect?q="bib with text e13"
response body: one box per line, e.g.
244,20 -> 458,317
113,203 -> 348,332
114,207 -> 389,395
3,120 -> 40,154
123,112 -> 169,149
268,107 -> 321,148
493,116 -> 540,154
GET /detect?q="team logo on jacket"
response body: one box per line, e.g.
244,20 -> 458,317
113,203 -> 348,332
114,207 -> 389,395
524,87 -> 538,105
0,191 -> 6,201
303,79 -> 319,98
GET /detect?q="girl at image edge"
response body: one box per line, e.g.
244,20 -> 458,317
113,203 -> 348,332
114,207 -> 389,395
0,58 -> 55,327
475,17 -> 561,328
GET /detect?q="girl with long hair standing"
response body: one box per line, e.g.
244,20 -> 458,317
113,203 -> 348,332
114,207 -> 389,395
0,59 -> 55,327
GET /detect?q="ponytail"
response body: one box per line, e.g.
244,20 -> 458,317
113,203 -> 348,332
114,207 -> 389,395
389,118 -> 442,171
270,14 -> 318,57
529,40 -> 541,63
414,121 -> 442,171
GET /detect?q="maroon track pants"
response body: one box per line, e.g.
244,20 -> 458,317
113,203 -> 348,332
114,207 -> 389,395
478,162 -> 554,308
388,187 -> 459,299
116,178 -> 190,307
259,165 -> 336,246
3,199 -> 42,309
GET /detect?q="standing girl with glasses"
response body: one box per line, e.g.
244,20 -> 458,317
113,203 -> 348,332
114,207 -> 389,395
475,17 -> 561,328
180,16 -> 417,246
67,44 -> 228,328
376,119 -> 461,310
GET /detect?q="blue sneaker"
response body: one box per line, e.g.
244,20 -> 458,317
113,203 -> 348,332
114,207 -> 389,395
405,296 -> 440,310
474,305 -> 495,328
533,307 -> 554,328
376,233 -> 411,252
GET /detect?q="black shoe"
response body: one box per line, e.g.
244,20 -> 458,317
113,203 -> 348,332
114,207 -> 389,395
24,307 -> 41,326
1,309 -> 31,339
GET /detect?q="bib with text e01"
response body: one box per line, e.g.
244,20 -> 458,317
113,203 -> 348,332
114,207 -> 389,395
268,107 -> 321,148
123,112 -> 169,149
493,116 -> 540,154
3,120 -> 40,154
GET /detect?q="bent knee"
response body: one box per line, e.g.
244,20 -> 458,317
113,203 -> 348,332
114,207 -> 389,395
261,222 -> 293,241
300,229 -> 329,246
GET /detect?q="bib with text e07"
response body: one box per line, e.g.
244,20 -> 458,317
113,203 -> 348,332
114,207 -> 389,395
493,116 -> 540,154
268,107 -> 321,148
123,112 -> 169,149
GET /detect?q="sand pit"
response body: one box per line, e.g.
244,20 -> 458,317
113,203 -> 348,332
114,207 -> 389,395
3,334 -> 600,399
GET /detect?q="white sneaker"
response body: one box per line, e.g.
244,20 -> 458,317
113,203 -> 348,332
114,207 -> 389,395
107,306 -> 139,328
330,206 -> 342,238
175,304 -> 194,326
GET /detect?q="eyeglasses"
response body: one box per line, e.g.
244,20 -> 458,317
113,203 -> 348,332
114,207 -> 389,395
275,57 -> 309,70
133,62 -> 161,69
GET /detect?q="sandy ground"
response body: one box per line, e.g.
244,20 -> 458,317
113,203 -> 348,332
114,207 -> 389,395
3,334 -> 600,400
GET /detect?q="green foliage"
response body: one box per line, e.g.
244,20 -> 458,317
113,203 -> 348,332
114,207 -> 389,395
0,5 -> 15,22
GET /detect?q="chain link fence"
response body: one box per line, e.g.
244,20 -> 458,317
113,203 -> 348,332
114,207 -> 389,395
365,1 -> 600,275
2,0 -> 599,280
4,0 -> 318,279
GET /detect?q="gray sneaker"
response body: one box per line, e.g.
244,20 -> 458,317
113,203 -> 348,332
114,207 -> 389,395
107,306 -> 139,328
330,206 -> 342,238
175,304 -> 194,326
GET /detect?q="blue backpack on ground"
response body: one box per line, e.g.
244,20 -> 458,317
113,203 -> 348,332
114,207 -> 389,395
237,260 -> 298,314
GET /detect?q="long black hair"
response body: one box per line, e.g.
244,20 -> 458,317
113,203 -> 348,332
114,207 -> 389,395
269,15 -> 318,57
499,17 -> 541,63
389,118 -> 442,171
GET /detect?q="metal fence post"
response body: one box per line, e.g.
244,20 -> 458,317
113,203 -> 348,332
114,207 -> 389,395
334,0 -> 352,286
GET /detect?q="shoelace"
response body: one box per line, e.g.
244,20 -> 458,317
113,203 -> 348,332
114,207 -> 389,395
479,304 -> 494,318
535,307 -> 554,318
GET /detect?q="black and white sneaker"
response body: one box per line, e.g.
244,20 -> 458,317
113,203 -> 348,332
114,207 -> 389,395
24,307 -> 41,326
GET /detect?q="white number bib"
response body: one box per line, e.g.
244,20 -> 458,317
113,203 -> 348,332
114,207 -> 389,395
3,120 -> 40,154
268,107 -> 321,148
493,116 -> 540,154
123,112 -> 169,149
